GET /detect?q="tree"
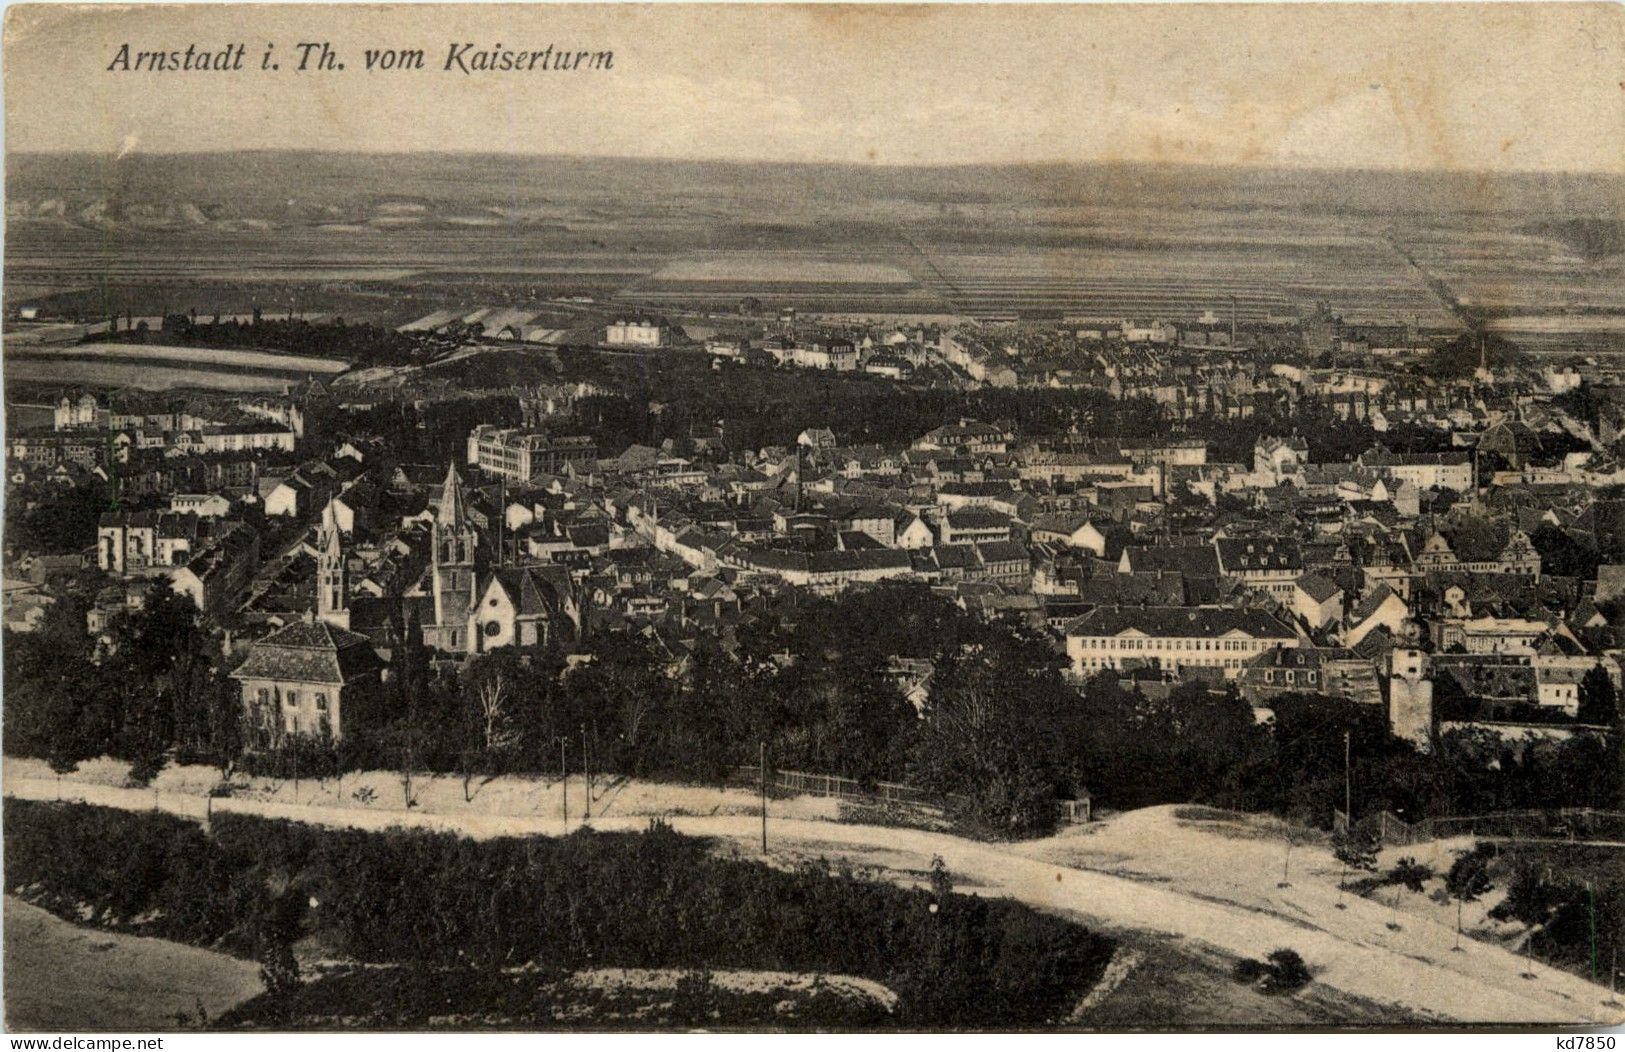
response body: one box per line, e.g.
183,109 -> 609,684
466,651 -> 524,756
1445,842 -> 1495,948
1387,856 -> 1433,893
1578,664 -> 1618,727
908,644 -> 1075,836
1332,827 -> 1380,907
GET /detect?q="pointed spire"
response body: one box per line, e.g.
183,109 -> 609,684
320,501 -> 341,554
437,463 -> 468,528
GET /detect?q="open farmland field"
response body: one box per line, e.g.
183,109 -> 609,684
909,201 -> 1464,326
1399,225 -> 1625,319
616,250 -> 951,313
7,153 -> 1621,335
2,359 -> 324,393
3,343 -> 351,393
19,341 -> 350,373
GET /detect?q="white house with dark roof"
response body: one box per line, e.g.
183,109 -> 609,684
1215,536 -> 1303,600
470,565 -> 579,651
1293,572 -> 1344,630
231,619 -> 383,746
605,317 -> 671,347
1344,584 -> 1410,649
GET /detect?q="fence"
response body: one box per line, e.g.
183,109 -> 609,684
732,766 -> 1091,825
1342,807 -> 1625,847
1425,808 -> 1625,844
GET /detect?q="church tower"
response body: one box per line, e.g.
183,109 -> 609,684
432,463 -> 479,652
316,503 -> 350,630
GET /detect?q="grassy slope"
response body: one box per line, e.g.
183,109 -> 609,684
3,896 -> 263,1032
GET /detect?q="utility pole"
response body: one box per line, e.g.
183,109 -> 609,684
1588,881 -> 1598,984
581,723 -> 590,822
560,737 -> 567,827
1344,729 -> 1352,823
759,740 -> 768,854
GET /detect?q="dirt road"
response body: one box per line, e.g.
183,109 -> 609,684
7,773 -> 1620,1027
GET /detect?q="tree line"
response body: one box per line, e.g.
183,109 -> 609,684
8,581 -> 1618,837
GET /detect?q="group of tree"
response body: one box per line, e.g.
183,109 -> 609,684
3,582 -> 238,780
431,342 -> 1458,474
95,316 -> 425,368
7,580 -> 1619,837
5,798 -> 1115,1028
4,477 -> 118,555
1490,843 -> 1623,976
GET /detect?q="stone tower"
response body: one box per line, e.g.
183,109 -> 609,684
1388,648 -> 1435,754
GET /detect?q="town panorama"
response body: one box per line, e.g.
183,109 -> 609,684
4,54 -> 1625,1038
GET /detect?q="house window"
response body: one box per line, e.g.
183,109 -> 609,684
315,693 -> 328,712
286,690 -> 299,708
484,621 -> 502,638
257,687 -> 270,705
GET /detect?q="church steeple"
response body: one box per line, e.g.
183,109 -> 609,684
438,463 -> 469,529
316,503 -> 349,630
431,462 -> 479,651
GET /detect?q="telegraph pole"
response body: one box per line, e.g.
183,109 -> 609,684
560,737 -> 568,826
1588,882 -> 1598,984
759,740 -> 769,853
581,724 -> 590,822
1344,730 -> 1352,823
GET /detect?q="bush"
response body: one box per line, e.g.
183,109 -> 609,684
1231,958 -> 1267,984
1262,948 -> 1312,992
1232,949 -> 1312,994
1384,857 -> 1434,893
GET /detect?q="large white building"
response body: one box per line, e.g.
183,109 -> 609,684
1065,606 -> 1299,679
1359,449 -> 1474,492
467,425 -> 598,483
605,317 -> 670,347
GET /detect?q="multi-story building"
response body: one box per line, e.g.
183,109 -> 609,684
1065,606 -> 1299,679
231,620 -> 383,747
467,425 -> 598,483
1359,449 -> 1474,492
605,317 -> 670,347
168,522 -> 259,616
55,392 -> 105,431
97,511 -> 202,575
1215,536 -> 1304,600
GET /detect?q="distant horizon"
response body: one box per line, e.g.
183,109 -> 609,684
8,147 -> 1624,183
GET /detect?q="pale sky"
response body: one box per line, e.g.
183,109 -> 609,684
5,3 -> 1624,172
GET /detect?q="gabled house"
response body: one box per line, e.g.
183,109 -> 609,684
1344,584 -> 1410,649
231,619 -> 384,747
1293,572 -> 1344,631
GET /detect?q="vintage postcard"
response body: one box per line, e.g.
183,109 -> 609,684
2,1 -> 1623,1037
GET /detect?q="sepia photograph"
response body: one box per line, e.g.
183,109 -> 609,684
1,0 -> 1623,1037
